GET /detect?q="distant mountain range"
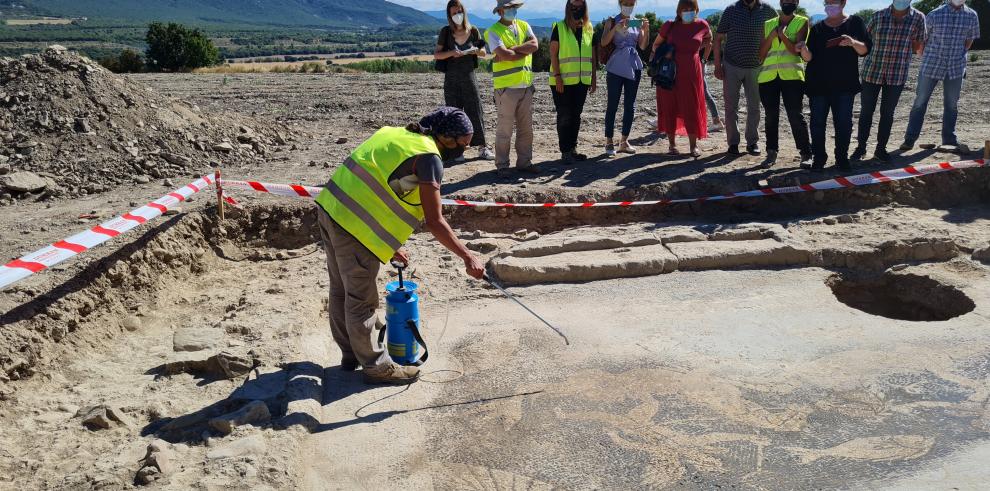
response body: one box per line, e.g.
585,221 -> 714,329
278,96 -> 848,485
424,10 -> 558,28
17,0 -> 441,28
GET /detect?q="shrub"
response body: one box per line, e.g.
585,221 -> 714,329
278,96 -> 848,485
97,48 -> 145,73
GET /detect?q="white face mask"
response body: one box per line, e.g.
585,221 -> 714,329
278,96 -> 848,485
451,13 -> 464,24
621,5 -> 635,16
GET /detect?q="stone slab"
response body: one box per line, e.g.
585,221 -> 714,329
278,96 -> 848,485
492,244 -> 678,286
667,239 -> 811,271
509,233 -> 661,259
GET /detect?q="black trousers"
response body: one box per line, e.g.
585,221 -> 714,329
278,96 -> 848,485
550,83 -> 589,153
758,77 -> 811,155
857,82 -> 904,152
443,71 -> 487,147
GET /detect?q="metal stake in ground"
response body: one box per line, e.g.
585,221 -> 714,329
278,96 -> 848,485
483,274 -> 569,345
215,168 -> 225,221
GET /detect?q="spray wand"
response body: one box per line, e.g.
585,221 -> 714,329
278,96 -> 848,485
483,273 -> 569,345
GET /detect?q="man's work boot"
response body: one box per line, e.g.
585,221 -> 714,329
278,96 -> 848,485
363,362 -> 420,385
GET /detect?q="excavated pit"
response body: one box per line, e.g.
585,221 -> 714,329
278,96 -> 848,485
828,272 -> 976,322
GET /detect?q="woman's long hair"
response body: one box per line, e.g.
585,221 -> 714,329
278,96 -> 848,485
446,0 -> 471,32
565,0 -> 591,29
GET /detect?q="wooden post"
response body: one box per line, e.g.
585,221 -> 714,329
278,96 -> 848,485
215,168 -> 225,221
984,140 -> 989,163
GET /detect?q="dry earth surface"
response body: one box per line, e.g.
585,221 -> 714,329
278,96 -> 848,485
1,49 -> 990,490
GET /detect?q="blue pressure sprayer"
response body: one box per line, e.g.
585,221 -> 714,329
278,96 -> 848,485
379,260 -> 429,366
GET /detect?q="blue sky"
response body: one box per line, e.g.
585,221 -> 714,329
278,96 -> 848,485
393,0 -> 898,16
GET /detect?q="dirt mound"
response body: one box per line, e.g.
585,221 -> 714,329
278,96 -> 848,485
0,46 -> 293,205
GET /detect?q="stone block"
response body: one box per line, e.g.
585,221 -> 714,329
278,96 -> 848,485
667,239 -> 810,271
492,244 -> 678,286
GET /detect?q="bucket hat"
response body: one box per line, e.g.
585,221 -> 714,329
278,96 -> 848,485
493,0 -> 525,14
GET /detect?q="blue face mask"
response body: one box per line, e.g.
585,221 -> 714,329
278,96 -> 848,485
502,7 -> 518,21
682,11 -> 696,22
892,0 -> 911,9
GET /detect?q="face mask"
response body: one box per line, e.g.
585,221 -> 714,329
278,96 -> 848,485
824,4 -> 843,17
451,13 -> 464,24
681,11 -> 696,22
949,0 -> 964,6
571,4 -> 587,19
620,5 -> 635,16
781,3 -> 798,14
440,141 -> 466,161
502,8 -> 518,21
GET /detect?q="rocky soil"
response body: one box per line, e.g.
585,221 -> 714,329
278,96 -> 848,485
0,47 -> 293,206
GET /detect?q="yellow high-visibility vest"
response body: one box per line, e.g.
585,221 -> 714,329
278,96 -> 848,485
549,21 -> 593,86
759,15 -> 809,83
315,127 -> 439,263
486,19 -> 534,89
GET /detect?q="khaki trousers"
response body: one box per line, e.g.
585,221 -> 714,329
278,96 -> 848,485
317,209 -> 388,369
494,86 -> 535,169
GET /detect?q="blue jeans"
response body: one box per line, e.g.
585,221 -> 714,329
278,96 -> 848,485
904,75 -> 963,146
809,92 -> 855,168
605,70 -> 641,139
703,74 -> 720,121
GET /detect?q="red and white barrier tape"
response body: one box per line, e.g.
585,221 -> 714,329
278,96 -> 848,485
0,175 -> 213,290
1,158 -> 985,291
220,158 -> 986,207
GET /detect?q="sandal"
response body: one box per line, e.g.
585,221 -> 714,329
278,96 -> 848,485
668,147 -> 680,155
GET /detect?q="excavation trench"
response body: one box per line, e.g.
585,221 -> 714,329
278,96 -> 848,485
446,166 -> 990,233
2,198 -> 984,390
0,201 -> 987,489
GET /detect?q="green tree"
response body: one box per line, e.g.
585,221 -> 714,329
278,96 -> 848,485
706,11 -> 722,33
145,22 -> 219,72
532,37 -> 552,72
913,0 -> 944,13
853,8 -> 877,21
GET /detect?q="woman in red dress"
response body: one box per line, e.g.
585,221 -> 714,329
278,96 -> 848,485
651,0 -> 712,157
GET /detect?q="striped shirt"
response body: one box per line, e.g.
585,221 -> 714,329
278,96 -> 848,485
862,7 -> 926,86
919,3 -> 980,80
717,0 -> 779,68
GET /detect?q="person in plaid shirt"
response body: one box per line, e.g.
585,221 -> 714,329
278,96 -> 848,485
852,0 -> 925,163
901,0 -> 980,152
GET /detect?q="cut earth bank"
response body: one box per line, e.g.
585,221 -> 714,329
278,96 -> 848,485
2,195 -> 990,489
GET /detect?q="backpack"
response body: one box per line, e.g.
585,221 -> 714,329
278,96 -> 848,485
648,23 -> 677,90
599,18 -> 617,65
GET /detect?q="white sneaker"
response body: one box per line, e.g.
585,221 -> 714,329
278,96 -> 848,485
618,141 -> 637,154
605,144 -> 617,157
709,122 -> 724,133
478,147 -> 495,161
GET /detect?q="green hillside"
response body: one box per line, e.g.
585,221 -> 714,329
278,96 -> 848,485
16,0 -> 440,28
